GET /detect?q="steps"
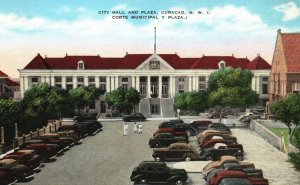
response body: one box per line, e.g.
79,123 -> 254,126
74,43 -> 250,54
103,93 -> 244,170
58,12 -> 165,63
161,98 -> 174,118
139,98 -> 150,117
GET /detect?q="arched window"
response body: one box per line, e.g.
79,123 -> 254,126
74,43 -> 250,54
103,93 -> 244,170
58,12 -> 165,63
78,60 -> 85,69
218,60 -> 226,69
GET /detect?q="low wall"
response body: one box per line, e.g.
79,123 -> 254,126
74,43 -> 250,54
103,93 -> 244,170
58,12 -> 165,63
250,119 -> 282,151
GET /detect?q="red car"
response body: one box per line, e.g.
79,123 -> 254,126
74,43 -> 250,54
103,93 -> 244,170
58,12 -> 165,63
0,170 -> 17,185
19,143 -> 59,162
201,139 -> 243,152
3,150 -> 41,171
189,120 -> 212,131
153,128 -> 188,139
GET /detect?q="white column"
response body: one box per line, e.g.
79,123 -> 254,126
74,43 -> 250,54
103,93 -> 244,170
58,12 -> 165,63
84,76 -> 88,87
158,75 -> 162,98
73,76 -> 77,88
111,76 -> 115,91
95,76 -> 100,88
106,76 -> 111,92
256,76 -> 260,94
188,76 -> 192,92
62,76 -> 66,89
115,76 -> 119,89
251,77 -> 256,91
50,76 -> 55,86
170,76 -> 175,97
131,75 -> 136,89
45,76 -> 50,85
22,77 -> 28,98
136,76 -> 140,92
193,76 -> 196,90
147,76 -> 151,98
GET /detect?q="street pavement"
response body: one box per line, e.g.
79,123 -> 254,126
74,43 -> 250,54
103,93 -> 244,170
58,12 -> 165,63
20,117 -> 300,185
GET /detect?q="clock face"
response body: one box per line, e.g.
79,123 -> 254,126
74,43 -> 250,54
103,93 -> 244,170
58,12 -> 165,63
149,60 -> 160,69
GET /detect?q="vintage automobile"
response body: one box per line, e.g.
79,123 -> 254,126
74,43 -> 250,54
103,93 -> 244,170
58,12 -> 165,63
197,130 -> 231,139
217,178 -> 252,185
199,143 -> 244,161
198,133 -> 237,146
203,156 -> 255,174
152,143 -> 199,161
0,159 -> 34,181
57,130 -> 82,144
158,122 -> 196,136
208,123 -> 231,132
35,134 -> 75,148
57,124 -> 88,138
2,150 -> 41,171
149,133 -> 188,148
122,112 -> 146,122
21,138 -> 69,153
208,170 -> 250,185
130,161 -> 189,185
0,170 -> 17,185
201,140 -> 244,152
38,132 -> 81,144
74,121 -> 103,135
73,112 -> 99,122
153,128 -> 188,139
189,120 -> 212,131
168,119 -> 184,124
18,143 -> 59,162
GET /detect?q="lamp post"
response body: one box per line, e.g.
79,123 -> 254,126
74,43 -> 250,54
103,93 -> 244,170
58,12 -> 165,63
177,109 -> 180,119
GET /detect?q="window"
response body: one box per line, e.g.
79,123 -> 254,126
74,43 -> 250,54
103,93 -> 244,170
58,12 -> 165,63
78,60 -> 85,69
140,84 -> 146,95
262,84 -> 268,94
66,84 -> 73,90
88,77 -> 95,83
100,77 -> 106,82
146,166 -> 154,172
179,77 -> 185,82
219,61 -> 226,69
122,84 -> 128,90
88,84 -> 96,88
155,167 -> 165,172
262,77 -> 268,81
151,105 -> 159,114
100,101 -> 106,113
66,77 -> 73,83
122,77 -> 128,82
77,77 -> 84,83
54,77 -> 62,83
31,77 -> 39,83
199,76 -> 205,82
162,85 -> 168,95
179,84 -> 185,93
55,84 -> 62,89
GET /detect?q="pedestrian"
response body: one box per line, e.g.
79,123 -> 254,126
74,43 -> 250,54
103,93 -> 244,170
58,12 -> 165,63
123,122 -> 128,136
138,123 -> 143,134
133,122 -> 138,134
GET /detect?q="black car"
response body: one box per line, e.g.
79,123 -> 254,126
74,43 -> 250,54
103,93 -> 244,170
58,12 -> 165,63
158,122 -> 196,136
123,112 -> 146,122
130,161 -> 189,185
208,123 -> 231,132
199,143 -> 243,161
74,113 -> 99,122
149,133 -> 188,148
74,120 -> 103,135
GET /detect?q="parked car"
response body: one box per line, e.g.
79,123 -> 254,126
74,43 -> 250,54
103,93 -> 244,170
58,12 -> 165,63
208,170 -> 250,185
208,123 -> 231,132
38,132 -> 80,145
250,106 -> 265,114
22,138 -> 69,152
74,113 -> 99,122
35,134 -> 75,148
203,156 -> 255,174
57,124 -> 88,138
198,133 -> 236,146
57,130 -> 82,144
159,122 -> 196,136
199,143 -> 244,161
18,143 -> 60,161
152,143 -> 199,161
153,128 -> 188,140
189,120 -> 212,131
201,140 -> 243,152
130,161 -> 189,185
0,159 -> 34,181
149,133 -> 188,148
74,121 -> 103,135
123,112 -> 146,122
0,170 -> 17,185
2,150 -> 41,171
197,130 -> 231,139
168,119 -> 184,124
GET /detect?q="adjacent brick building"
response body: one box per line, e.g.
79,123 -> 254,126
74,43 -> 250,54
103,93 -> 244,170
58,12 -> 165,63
269,29 -> 300,102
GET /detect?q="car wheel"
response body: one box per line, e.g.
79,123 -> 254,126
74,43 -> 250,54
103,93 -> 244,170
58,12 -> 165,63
40,156 -> 46,163
206,155 -> 213,161
184,156 -> 192,161
139,178 -> 147,184
175,180 -> 183,185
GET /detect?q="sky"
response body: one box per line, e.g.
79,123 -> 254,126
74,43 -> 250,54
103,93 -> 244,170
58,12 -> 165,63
0,0 -> 300,77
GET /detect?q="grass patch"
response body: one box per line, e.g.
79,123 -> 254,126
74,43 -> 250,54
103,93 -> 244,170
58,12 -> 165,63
269,128 -> 290,149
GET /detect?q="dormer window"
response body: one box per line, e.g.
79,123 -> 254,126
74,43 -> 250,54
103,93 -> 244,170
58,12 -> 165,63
218,60 -> 226,69
78,60 -> 85,69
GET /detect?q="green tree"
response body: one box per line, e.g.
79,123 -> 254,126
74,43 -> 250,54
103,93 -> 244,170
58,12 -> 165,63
174,91 -> 208,115
106,87 -> 140,113
69,86 -> 101,114
270,94 -> 300,140
174,93 -> 188,111
208,67 -> 259,120
0,99 -> 20,144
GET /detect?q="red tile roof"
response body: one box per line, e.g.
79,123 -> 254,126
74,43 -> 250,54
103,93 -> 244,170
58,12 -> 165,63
4,78 -> 19,86
0,70 -> 9,78
247,55 -> 271,70
23,53 -> 270,70
281,33 -> 300,72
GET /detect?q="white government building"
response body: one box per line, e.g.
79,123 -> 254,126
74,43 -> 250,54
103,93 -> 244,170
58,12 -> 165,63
19,52 -> 271,117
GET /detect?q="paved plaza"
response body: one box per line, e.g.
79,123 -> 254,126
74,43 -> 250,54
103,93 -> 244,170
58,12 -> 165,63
21,118 -> 300,185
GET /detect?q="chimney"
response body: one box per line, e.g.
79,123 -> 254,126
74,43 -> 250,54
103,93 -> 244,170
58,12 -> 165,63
126,52 -> 128,55
37,53 -> 40,56
257,53 -> 260,57
65,53 -> 68,56
246,56 -> 248,59
175,52 -> 177,55
97,54 -> 100,57
45,55 -> 47,58
232,54 -> 234,57
202,54 -> 205,57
